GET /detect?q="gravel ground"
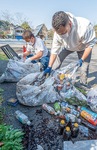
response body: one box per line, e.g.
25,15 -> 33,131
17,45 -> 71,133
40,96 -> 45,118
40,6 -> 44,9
0,45 -> 97,149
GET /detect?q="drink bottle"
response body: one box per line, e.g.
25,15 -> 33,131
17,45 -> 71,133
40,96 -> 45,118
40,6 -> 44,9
79,125 -> 89,137
59,120 -> 66,135
81,117 -> 97,131
81,106 -> 97,119
54,102 -> 61,112
80,110 -> 97,126
71,123 -> 79,138
65,114 -> 77,123
42,103 -> 56,115
70,109 -> 80,117
15,110 -> 31,125
63,126 -> 71,140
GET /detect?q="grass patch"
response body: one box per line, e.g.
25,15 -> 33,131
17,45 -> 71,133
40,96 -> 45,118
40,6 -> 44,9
0,124 -> 24,150
0,88 -> 4,124
0,88 -> 24,149
0,53 -> 8,60
0,88 -> 4,105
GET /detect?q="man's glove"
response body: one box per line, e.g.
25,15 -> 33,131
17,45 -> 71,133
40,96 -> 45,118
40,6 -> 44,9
77,58 -> 83,67
25,58 -> 32,63
43,67 -> 52,76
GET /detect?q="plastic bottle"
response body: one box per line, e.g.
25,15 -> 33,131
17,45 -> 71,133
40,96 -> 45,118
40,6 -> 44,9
71,123 -> 79,138
81,106 -> 97,119
80,110 -> 97,126
66,119 -> 72,130
54,102 -> 61,112
79,125 -> 89,137
63,126 -> 71,141
59,120 -> 66,135
15,110 -> 31,125
59,73 -> 65,80
42,103 -> 56,115
81,118 -> 97,131
65,114 -> 77,123
61,102 -> 76,114
70,109 -> 80,117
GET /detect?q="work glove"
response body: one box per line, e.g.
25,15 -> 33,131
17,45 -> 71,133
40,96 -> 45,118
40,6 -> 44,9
43,67 -> 52,76
77,58 -> 83,67
18,53 -> 23,58
25,58 -> 32,63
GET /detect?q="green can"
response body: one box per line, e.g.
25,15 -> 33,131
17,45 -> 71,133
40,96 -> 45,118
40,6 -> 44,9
54,102 -> 61,112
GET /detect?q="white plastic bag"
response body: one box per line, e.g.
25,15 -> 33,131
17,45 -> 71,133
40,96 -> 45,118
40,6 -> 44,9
0,59 -> 40,83
87,87 -> 97,112
16,73 -> 61,106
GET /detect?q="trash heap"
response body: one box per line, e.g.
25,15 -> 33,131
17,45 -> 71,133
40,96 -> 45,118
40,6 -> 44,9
15,62 -> 97,149
19,101 -> 97,149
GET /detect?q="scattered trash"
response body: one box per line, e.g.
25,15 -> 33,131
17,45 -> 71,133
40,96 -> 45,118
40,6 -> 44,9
59,120 -> 66,135
42,103 -> 56,115
71,123 -> 79,138
15,110 -> 31,125
80,110 -> 97,126
81,106 -> 97,119
37,144 -> 44,150
54,102 -> 61,112
63,126 -> 71,140
79,125 -> 89,137
7,98 -> 18,106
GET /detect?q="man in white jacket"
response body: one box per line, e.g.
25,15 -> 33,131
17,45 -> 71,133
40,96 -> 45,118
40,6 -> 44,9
44,11 -> 97,88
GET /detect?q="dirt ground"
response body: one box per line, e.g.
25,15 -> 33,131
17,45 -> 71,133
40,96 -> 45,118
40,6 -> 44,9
0,45 -> 97,149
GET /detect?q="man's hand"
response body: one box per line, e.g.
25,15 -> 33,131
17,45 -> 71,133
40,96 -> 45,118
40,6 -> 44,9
77,58 -> 83,67
43,67 -> 52,76
25,58 -> 32,63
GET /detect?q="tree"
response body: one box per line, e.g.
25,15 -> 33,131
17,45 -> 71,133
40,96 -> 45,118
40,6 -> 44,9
21,21 -> 31,30
0,10 -> 14,24
94,25 -> 97,37
47,29 -> 54,39
0,10 -> 33,28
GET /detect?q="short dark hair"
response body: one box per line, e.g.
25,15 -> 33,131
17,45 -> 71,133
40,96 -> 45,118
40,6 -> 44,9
52,11 -> 69,30
22,30 -> 35,39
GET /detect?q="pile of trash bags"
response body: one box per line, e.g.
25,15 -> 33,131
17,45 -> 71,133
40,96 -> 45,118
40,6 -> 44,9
16,62 -> 87,106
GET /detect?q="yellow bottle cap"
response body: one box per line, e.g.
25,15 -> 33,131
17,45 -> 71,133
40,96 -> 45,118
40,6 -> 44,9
65,126 -> 70,131
74,123 -> 78,127
60,120 -> 65,125
59,74 -> 65,80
